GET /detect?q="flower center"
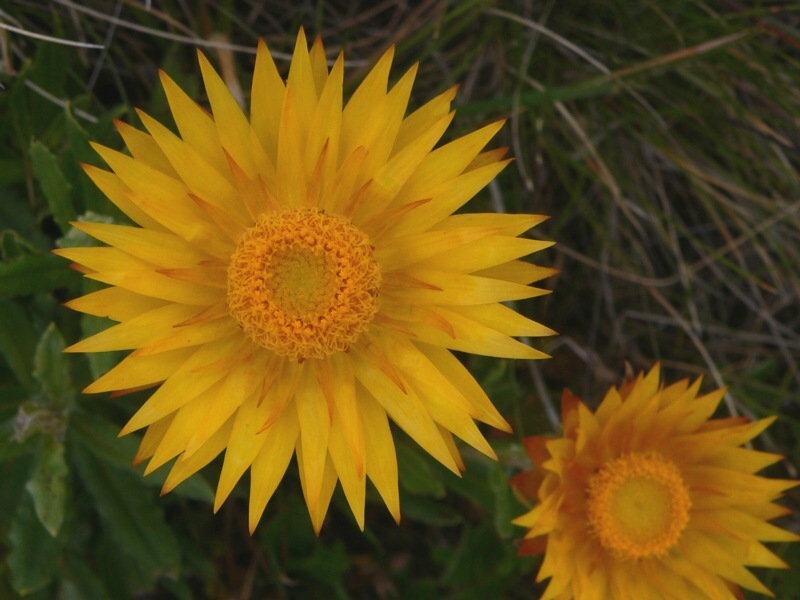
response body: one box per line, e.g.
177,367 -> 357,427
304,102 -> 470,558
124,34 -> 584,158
227,208 -> 381,361
586,452 -> 691,560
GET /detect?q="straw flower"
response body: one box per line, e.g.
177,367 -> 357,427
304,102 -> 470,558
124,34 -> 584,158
511,365 -> 798,599
56,30 -> 555,532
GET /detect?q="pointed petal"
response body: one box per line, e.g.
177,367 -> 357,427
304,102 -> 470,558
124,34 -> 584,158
71,221 -> 212,267
64,287 -> 167,321
81,164 -> 164,230
160,69 -> 229,175
358,390 -> 400,522
352,343 -> 459,474
250,38 -> 286,163
85,347 -> 194,395
161,415 -> 233,494
214,387 -> 274,512
295,362 -> 331,517
114,119 -> 177,177
197,51 -> 258,177
248,406 -> 300,533
117,336 -> 245,432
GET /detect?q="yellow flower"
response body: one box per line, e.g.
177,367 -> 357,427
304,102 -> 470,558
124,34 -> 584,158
511,365 -> 798,599
56,30 -> 556,532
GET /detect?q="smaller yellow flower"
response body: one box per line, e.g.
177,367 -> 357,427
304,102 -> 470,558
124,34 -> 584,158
511,365 -> 798,599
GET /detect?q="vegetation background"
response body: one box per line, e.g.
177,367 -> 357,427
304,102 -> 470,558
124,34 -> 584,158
0,1 -> 798,598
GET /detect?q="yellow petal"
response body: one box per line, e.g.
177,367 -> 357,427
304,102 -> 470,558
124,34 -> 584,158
385,267 -> 548,305
435,212 -> 547,237
118,336 -> 244,432
393,85 -> 457,155
416,343 -> 511,432
385,302 -> 548,360
250,38 -> 286,163
352,343 -> 459,474
137,109 -> 249,225
294,362 -> 331,517
133,414 -> 174,465
341,45 -> 395,158
328,402 -> 366,529
376,225 -> 503,272
161,415 -> 233,494
299,451 -> 338,534
389,159 -> 511,237
304,54 -> 343,196
275,85 -> 307,208
454,303 -> 556,338
307,34 -> 330,95
181,357 -> 261,458
474,260 -> 558,285
358,390 -> 400,522
286,28 -> 317,145
159,69 -> 229,175
214,388 -> 273,512
85,347 -> 194,394
71,221 -> 211,267
422,237 -> 554,274
64,286 -> 167,321
65,303 -> 199,352
324,353 -> 365,477
87,269 -> 222,307
114,119 -> 177,177
248,406 -> 300,533
144,386 -> 222,474
81,164 -> 164,230
197,51 -> 258,178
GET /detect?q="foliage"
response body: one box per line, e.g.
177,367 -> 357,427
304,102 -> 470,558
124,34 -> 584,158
0,1 -> 797,597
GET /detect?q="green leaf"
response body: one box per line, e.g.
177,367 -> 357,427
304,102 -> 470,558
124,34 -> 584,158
397,442 -> 446,498
25,437 -> 68,537
29,140 -> 74,234
0,298 -> 36,388
70,411 -> 215,504
70,441 -> 181,584
7,495 -> 62,596
0,453 -> 34,526
59,556 -> 114,600
487,464 -> 517,539
63,109 -> 121,217
0,252 -> 79,298
33,323 -> 73,408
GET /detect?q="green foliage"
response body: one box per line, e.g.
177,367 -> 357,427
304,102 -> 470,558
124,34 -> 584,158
0,1 -> 797,599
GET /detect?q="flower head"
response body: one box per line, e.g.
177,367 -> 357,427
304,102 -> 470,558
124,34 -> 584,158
56,30 -> 556,532
511,365 -> 798,599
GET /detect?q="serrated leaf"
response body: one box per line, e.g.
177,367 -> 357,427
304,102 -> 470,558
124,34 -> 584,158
7,495 -> 62,595
0,252 -> 79,298
70,441 -> 181,583
33,323 -> 73,408
29,140 -> 74,233
26,437 -> 68,537
0,298 -> 36,387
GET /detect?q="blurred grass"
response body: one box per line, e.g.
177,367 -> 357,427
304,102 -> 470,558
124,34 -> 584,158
0,0 -> 798,598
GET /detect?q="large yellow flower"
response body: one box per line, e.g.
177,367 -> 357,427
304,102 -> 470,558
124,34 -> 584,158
511,365 -> 798,599
56,30 -> 556,532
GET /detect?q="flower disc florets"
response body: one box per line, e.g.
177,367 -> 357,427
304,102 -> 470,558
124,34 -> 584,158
227,208 -> 381,360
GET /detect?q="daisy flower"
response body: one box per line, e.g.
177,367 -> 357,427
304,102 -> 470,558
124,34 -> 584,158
56,30 -> 556,532
511,365 -> 798,599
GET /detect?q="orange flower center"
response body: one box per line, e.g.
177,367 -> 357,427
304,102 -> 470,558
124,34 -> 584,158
226,209 -> 381,361
586,452 -> 691,560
